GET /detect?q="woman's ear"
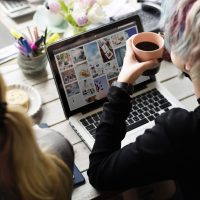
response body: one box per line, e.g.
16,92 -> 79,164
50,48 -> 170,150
184,62 -> 192,72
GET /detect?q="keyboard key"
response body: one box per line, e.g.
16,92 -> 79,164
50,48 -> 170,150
148,115 -> 155,121
128,119 -> 134,124
132,111 -> 138,116
133,116 -> 139,121
93,116 -> 100,121
144,111 -> 150,117
160,102 -> 172,109
138,114 -> 145,119
81,120 -> 89,126
85,124 -> 95,131
127,118 -> 148,131
154,107 -> 160,112
89,129 -> 96,136
87,118 -> 94,124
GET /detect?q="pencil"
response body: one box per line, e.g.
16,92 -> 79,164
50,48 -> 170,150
27,26 -> 34,42
44,27 -> 48,45
33,26 -> 39,41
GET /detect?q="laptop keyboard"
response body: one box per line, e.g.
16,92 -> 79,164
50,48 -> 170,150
0,0 -> 36,18
80,88 -> 172,138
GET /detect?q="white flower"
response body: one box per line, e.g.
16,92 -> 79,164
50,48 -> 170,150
82,0 -> 96,7
87,3 -> 106,24
96,0 -> 111,6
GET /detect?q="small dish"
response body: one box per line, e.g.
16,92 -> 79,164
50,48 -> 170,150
33,6 -> 68,33
7,84 -> 42,117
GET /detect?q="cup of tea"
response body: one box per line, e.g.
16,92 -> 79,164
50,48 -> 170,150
131,32 -> 164,76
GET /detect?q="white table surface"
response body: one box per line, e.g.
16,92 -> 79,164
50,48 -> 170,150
0,1 -> 198,199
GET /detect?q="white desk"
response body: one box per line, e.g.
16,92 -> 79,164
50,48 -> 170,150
0,1 -> 198,199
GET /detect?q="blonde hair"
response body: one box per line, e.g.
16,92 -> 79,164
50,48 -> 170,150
0,74 -> 73,200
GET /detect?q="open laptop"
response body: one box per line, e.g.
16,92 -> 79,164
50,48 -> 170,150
46,15 -> 183,150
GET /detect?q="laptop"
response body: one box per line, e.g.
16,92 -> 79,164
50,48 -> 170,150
46,15 -> 183,150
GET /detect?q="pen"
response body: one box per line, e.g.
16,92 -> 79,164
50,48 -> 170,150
21,33 -> 31,43
30,43 -> 38,51
35,36 -> 44,47
10,29 -> 23,40
44,27 -> 48,45
46,33 -> 60,45
22,38 -> 32,57
15,43 -> 28,56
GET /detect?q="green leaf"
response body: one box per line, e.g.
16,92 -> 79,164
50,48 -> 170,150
57,0 -> 69,13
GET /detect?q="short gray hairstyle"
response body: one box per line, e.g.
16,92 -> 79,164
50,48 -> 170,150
161,0 -> 200,80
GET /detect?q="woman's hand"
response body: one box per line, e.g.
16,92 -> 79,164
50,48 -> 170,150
117,37 -> 159,84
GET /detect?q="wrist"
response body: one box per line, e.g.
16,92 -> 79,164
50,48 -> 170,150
118,64 -> 146,83
112,81 -> 134,95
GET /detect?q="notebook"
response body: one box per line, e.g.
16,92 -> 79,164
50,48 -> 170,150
46,14 -> 183,150
0,20 -> 18,64
37,123 -> 85,187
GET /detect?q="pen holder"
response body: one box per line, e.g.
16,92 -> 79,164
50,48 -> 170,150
17,53 -> 47,75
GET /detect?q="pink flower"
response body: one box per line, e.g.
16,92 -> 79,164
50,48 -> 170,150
48,0 -> 61,14
76,14 -> 88,26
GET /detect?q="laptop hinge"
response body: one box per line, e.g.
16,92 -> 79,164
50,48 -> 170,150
133,83 -> 148,93
81,102 -> 103,114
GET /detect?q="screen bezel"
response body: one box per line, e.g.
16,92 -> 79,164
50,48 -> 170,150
46,15 -> 154,118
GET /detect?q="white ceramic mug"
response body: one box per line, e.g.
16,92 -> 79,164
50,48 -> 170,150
44,4 -> 64,27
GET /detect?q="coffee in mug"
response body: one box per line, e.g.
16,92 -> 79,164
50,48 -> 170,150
135,42 -> 159,51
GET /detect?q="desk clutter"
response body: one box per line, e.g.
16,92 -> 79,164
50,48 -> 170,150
10,27 -> 60,74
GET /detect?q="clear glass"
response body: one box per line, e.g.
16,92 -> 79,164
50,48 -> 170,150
17,53 -> 47,75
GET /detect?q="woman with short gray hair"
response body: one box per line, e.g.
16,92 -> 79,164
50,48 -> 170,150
88,0 -> 200,199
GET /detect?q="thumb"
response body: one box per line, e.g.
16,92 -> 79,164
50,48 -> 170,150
125,37 -> 134,54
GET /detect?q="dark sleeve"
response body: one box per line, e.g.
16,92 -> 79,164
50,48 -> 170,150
87,86 -> 193,191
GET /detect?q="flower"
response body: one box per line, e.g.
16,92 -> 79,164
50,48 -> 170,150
47,0 -> 61,14
47,0 -> 112,34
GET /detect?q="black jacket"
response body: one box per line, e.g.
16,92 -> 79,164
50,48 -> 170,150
87,86 -> 200,199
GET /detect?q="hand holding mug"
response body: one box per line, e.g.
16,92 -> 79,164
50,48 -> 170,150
117,36 -> 159,84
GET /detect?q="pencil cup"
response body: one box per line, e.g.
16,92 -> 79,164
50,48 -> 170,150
17,53 -> 47,75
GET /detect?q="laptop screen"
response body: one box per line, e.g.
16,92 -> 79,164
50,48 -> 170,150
47,15 -> 152,118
